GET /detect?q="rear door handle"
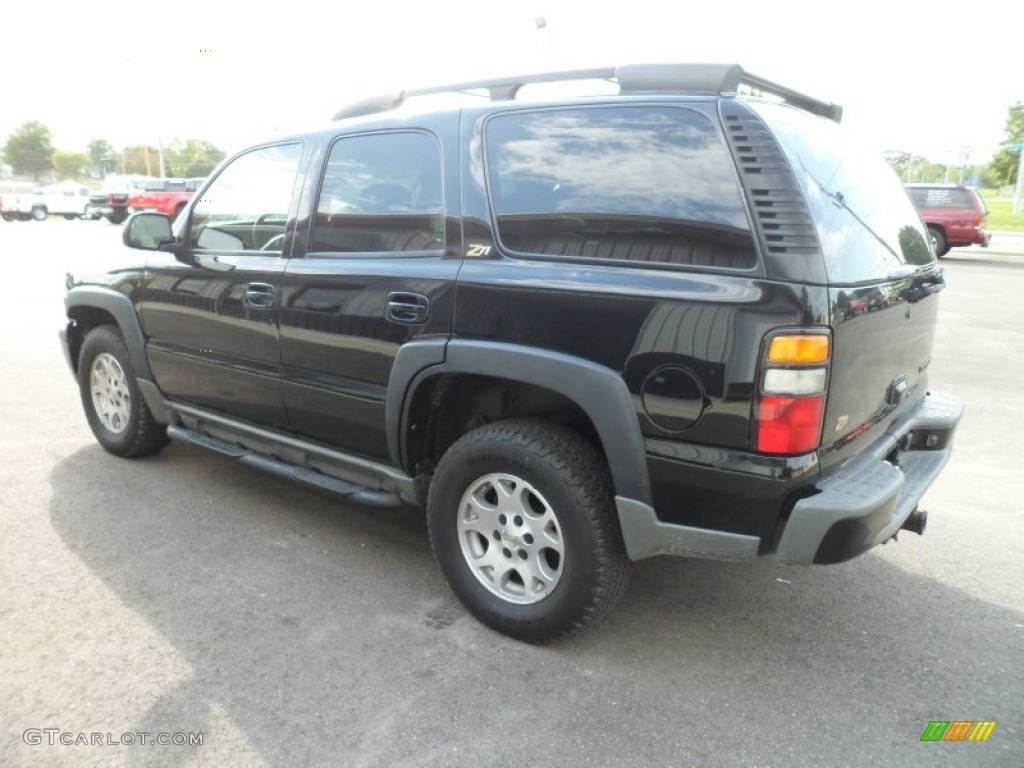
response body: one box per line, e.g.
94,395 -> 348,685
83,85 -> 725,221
244,282 -> 276,309
386,292 -> 429,324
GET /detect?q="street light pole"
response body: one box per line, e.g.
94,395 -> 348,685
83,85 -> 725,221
534,17 -> 553,72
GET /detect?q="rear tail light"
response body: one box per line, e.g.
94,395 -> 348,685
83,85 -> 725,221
755,332 -> 830,455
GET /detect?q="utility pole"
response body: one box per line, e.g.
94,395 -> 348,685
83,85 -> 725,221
1013,144 -> 1024,215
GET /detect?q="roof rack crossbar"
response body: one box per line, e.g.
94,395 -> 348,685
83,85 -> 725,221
331,63 -> 842,123
738,71 -> 843,123
403,66 -> 617,100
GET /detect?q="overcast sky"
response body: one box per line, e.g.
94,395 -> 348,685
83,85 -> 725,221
4,0 -> 1021,167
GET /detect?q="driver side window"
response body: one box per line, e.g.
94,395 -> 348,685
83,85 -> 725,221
190,142 -> 303,253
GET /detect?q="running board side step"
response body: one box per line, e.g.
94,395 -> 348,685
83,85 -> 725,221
167,424 -> 402,508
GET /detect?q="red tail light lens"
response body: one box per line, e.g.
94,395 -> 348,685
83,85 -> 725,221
755,331 -> 830,456
757,395 -> 825,454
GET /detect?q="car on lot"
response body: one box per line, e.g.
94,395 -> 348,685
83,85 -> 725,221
127,177 -> 205,219
60,63 -> 961,642
904,183 -> 990,257
0,182 -> 96,221
88,174 -> 161,224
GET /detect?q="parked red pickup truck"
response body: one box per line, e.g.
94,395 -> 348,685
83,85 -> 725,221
127,178 -> 205,219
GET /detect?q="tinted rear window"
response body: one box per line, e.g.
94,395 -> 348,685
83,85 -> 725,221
751,102 -> 933,284
907,187 -> 978,210
484,105 -> 756,270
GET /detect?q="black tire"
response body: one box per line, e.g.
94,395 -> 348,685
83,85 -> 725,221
32,206 -> 47,221
78,325 -> 170,458
929,226 -> 949,257
107,213 -> 126,225
1,214 -> 13,222
427,418 -> 632,642
63,214 -> 77,220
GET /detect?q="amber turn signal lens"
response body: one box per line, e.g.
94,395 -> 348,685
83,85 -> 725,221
767,334 -> 830,365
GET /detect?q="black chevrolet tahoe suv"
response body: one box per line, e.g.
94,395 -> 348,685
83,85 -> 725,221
61,64 -> 961,642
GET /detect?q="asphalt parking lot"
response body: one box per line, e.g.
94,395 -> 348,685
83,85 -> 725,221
1,220 -> 1021,767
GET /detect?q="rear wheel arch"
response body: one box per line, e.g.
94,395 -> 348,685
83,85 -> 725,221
407,372 -> 599,470
391,340 -> 653,507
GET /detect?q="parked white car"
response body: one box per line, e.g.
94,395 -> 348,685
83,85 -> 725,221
1,182 -> 97,221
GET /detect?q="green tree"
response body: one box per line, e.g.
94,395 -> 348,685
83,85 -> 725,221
987,102 -> 1024,186
87,139 -> 117,176
915,162 -> 947,183
52,150 -> 91,181
884,151 -> 911,179
118,145 -> 161,175
4,121 -> 54,179
165,139 -> 225,178
884,152 -> 946,183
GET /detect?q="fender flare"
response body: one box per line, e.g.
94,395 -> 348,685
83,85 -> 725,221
389,339 -> 653,505
65,286 -> 154,381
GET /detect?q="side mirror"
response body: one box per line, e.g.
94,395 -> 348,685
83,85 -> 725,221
125,211 -> 176,250
123,211 -> 179,252
123,211 -> 194,264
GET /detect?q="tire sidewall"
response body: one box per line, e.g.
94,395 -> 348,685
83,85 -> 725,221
428,427 -> 608,637
78,328 -> 144,455
929,226 -> 948,257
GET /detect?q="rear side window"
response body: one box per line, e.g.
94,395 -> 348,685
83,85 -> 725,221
908,187 -> 979,210
751,102 -> 933,283
310,132 -> 444,255
484,106 -> 756,270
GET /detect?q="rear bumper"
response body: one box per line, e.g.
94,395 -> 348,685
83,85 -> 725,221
950,228 -> 990,248
775,391 -> 962,564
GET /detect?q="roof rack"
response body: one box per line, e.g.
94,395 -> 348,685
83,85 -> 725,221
331,63 -> 843,123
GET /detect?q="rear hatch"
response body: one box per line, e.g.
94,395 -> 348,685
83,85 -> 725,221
750,102 -> 942,468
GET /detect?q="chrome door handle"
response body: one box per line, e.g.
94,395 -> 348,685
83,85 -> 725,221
386,292 -> 429,324
244,282 -> 276,309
